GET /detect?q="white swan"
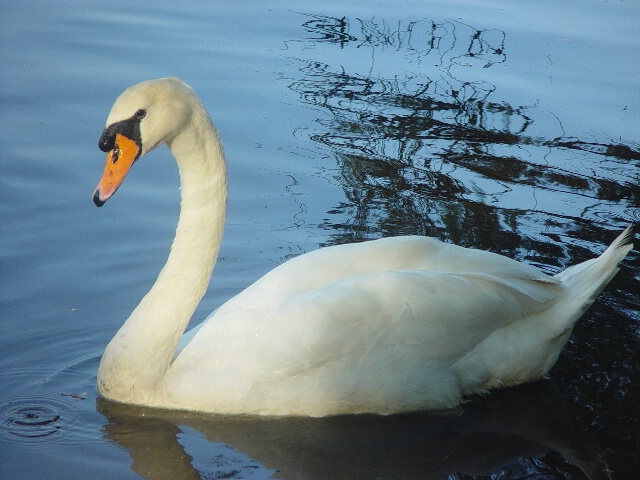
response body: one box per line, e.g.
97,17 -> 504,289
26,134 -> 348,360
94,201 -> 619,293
93,77 -> 633,416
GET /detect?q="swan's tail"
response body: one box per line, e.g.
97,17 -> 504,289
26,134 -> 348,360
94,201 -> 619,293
554,225 -> 634,315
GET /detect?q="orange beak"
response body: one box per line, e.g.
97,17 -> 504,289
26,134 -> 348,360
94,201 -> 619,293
93,133 -> 141,207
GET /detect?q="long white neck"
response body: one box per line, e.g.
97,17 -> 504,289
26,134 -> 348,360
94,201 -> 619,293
97,110 -> 227,401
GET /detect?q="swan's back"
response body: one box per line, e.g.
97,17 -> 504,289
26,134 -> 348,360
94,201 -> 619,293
211,236 -> 560,318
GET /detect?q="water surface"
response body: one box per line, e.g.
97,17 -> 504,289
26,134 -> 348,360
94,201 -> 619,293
1,1 -> 639,478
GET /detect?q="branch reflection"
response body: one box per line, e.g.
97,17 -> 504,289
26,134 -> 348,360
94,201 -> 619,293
286,14 -> 639,260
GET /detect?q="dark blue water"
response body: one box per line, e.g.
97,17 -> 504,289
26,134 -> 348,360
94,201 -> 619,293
1,1 -> 639,478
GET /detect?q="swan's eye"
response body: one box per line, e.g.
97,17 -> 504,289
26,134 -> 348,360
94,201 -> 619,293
135,109 -> 147,120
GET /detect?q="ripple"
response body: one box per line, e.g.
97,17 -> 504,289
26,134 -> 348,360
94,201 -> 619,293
0,393 -> 74,446
624,207 -> 640,223
0,353 -> 102,447
4,403 -> 62,440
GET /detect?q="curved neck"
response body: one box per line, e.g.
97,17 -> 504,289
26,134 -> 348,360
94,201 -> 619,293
98,112 -> 227,399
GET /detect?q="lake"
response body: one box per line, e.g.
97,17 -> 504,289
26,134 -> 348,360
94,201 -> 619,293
1,0 -> 639,478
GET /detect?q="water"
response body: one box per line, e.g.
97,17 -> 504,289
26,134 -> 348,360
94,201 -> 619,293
1,0 -> 639,478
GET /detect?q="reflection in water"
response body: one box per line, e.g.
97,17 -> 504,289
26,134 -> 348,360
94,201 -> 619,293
102,415 -> 201,480
281,13 -> 640,478
287,15 -> 639,253
98,381 -> 609,480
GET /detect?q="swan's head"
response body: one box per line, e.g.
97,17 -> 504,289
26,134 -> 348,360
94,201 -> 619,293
92,77 -> 198,207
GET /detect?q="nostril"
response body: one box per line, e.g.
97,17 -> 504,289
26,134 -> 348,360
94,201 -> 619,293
111,146 -> 120,163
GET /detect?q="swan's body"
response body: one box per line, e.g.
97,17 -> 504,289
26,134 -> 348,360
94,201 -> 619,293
93,78 -> 633,416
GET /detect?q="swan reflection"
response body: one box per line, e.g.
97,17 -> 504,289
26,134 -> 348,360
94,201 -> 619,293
98,381 -> 609,480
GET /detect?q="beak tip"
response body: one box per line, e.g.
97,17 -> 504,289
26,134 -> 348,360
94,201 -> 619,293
93,189 -> 106,207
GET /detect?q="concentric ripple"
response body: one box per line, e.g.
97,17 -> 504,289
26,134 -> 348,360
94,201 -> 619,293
4,403 -> 62,440
0,353 -> 101,447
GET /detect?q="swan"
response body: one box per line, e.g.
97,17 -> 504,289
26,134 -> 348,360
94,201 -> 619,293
93,77 -> 633,416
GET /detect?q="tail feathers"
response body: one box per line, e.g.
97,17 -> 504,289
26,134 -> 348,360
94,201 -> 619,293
555,225 -> 634,306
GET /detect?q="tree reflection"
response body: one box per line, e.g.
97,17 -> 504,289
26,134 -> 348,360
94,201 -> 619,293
286,14 -> 640,263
